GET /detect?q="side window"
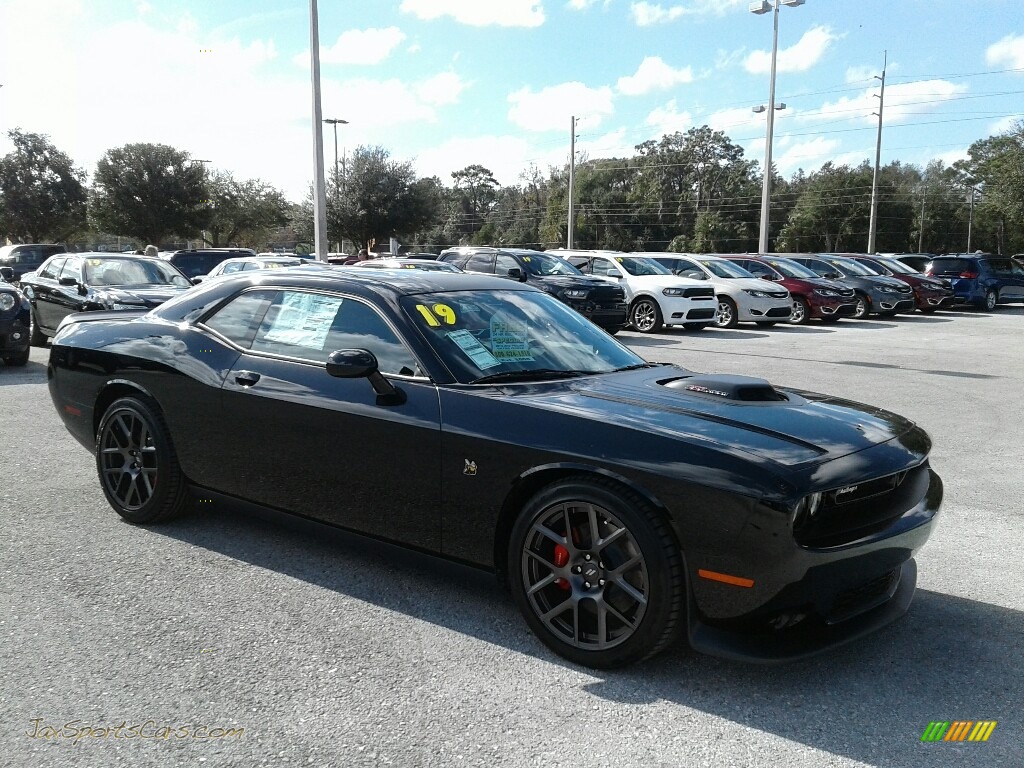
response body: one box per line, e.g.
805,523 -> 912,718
988,259 -> 1012,275
745,261 -> 773,278
464,253 -> 495,273
441,253 -> 469,269
673,258 -> 700,276
241,262 -> 259,271
222,262 -> 244,274
38,258 -> 66,280
59,258 -> 82,282
321,298 -> 419,376
591,257 -> 616,276
495,254 -> 520,277
804,260 -> 829,277
202,290 -> 276,347
573,259 -> 593,274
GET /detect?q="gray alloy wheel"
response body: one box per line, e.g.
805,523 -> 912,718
96,396 -> 189,524
852,294 -> 870,319
789,297 -> 810,325
984,290 -> 998,311
508,477 -> 685,668
714,297 -> 738,328
629,298 -> 663,333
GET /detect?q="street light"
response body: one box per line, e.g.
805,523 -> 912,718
750,0 -> 805,254
308,0 -> 328,261
323,118 -> 349,182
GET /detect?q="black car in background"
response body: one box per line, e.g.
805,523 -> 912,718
0,243 -> 67,283
438,247 -> 627,334
47,266 -> 940,667
788,255 -> 916,318
886,254 -> 935,273
845,255 -> 954,313
20,253 -> 192,344
161,248 -> 257,280
0,269 -> 31,366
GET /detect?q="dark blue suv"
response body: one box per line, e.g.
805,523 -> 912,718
926,254 -> 1024,310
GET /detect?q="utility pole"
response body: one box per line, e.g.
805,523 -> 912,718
867,51 -> 887,254
308,0 -> 328,261
567,116 -> 577,249
918,188 -> 925,252
967,185 -> 976,252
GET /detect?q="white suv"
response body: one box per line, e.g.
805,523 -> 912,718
642,253 -> 792,328
550,250 -> 717,333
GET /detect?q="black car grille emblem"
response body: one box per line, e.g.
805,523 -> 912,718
463,459 -> 478,476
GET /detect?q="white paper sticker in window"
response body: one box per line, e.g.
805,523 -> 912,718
489,315 -> 534,362
447,329 -> 501,370
262,293 -> 343,349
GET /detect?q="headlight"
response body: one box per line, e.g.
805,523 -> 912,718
792,492 -> 824,529
662,287 -> 687,296
743,289 -> 772,298
878,286 -> 900,294
0,293 -> 15,312
813,288 -> 839,297
561,289 -> 590,300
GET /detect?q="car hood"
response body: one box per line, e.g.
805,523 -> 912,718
715,276 -> 789,293
623,275 -> 708,291
531,275 -> 610,289
94,285 -> 190,307
495,367 -> 921,470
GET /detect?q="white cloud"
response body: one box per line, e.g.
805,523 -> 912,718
295,27 -> 406,67
774,137 -> 841,175
645,100 -> 694,136
400,0 -> 544,27
416,72 -> 469,106
744,26 -> 837,75
631,0 -> 745,25
617,57 -> 694,95
568,0 -> 598,8
580,128 -> 632,159
986,34 -> 1024,69
932,148 -> 969,168
708,106 -> 765,134
845,65 -> 877,84
803,79 -> 966,126
508,82 -> 615,132
989,115 -> 1023,135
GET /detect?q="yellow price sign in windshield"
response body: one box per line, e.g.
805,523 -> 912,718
415,303 -> 457,327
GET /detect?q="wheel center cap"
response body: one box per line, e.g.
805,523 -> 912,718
581,562 -> 601,582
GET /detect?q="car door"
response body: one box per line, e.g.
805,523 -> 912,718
209,287 -> 442,548
48,257 -> 90,328
990,258 -> 1023,301
27,256 -> 67,332
1008,262 -> 1024,300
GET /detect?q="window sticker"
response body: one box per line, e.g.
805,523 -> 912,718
262,293 -> 343,349
447,329 -> 501,370
489,315 -> 534,362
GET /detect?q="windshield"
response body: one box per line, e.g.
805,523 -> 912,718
820,257 -> 877,276
522,253 -> 583,277
879,258 -> 918,274
85,258 -> 190,287
617,257 -> 672,276
765,259 -> 819,279
401,290 -> 645,384
699,259 -> 754,279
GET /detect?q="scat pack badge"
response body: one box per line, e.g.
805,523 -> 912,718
463,459 -> 478,476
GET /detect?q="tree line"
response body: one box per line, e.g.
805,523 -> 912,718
2,121 -> 1022,256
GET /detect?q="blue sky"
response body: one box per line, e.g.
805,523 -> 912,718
1,0 -> 1022,201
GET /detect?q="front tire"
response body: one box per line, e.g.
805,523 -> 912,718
852,293 -> 870,319
629,298 -> 663,334
95,396 -> 189,524
508,477 -> 685,668
714,297 -> 738,329
789,297 -> 810,325
4,349 -> 30,367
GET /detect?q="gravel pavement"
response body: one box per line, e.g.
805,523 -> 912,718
1,306 -> 1021,768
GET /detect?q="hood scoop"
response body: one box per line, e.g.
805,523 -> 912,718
662,374 -> 793,404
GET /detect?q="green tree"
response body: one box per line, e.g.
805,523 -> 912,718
450,164 -> 499,239
90,143 -> 209,245
204,171 -> 290,248
0,128 -> 87,242
956,122 -> 1024,253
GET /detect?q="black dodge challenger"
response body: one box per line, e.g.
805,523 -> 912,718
47,266 -> 941,667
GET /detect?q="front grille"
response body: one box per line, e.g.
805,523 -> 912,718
837,288 -> 855,297
686,308 -> 716,320
683,287 -> 714,298
591,285 -> 625,301
828,569 -> 898,623
795,464 -> 929,548
896,285 -> 913,294
766,306 -> 792,317
766,291 -> 788,299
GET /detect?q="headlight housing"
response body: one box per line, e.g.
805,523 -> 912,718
561,289 -> 590,300
743,289 -> 772,298
792,492 -> 824,529
0,293 -> 15,312
662,287 -> 687,296
878,286 -> 900,294
813,288 -> 839,297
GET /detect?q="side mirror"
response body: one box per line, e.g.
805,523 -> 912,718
59,276 -> 78,286
326,349 -> 405,405
760,274 -> 775,281
604,268 -> 620,277
825,272 -> 841,280
506,267 -> 524,281
191,276 -> 204,285
0,266 -> 13,281
680,270 -> 705,280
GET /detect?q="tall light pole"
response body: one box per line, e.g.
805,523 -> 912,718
323,118 -> 348,182
867,51 -> 887,254
308,0 -> 328,261
750,0 -> 805,254
567,116 -> 577,249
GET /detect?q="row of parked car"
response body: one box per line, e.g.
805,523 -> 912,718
2,244 -> 1023,368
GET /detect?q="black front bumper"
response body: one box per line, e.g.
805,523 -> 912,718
0,315 -> 31,354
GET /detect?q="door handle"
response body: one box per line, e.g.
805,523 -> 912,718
235,371 -> 261,386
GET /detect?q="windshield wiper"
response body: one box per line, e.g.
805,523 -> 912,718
610,363 -> 655,372
470,369 -> 592,384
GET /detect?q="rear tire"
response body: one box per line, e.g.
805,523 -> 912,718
984,290 -> 998,311
508,476 -> 685,668
95,396 -> 189,524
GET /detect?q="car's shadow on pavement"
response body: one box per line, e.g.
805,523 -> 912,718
0,358 -> 47,383
152,501 -> 1021,767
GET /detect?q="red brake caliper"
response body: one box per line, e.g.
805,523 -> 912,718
553,544 -> 571,590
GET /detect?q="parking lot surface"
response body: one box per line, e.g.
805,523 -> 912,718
1,307 -> 1021,768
